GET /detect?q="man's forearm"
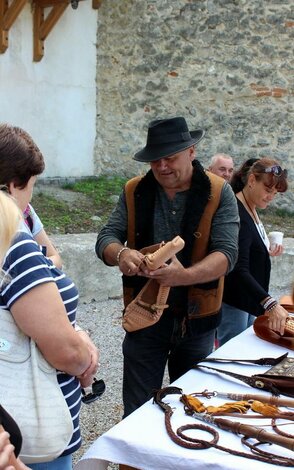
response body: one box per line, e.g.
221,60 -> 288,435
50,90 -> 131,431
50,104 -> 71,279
103,242 -> 125,266
184,251 -> 228,285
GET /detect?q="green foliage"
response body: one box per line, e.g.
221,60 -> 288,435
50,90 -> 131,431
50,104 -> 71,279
32,177 -> 128,234
62,176 -> 127,205
261,207 -> 294,237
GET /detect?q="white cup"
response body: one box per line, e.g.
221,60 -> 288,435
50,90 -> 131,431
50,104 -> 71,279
268,231 -> 284,250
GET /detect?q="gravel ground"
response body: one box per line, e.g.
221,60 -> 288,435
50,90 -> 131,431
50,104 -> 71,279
73,298 -> 125,467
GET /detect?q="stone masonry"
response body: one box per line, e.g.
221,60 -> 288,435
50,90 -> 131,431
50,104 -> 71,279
94,0 -> 294,208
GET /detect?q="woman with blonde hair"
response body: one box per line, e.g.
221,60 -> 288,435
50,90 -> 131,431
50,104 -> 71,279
0,191 -> 29,470
217,157 -> 289,346
0,190 -> 21,264
0,125 -> 99,470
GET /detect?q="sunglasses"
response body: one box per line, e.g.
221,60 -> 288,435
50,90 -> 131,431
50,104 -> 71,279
262,165 -> 287,177
81,377 -> 106,405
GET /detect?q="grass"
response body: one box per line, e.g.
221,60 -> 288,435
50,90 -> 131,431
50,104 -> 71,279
32,176 -> 294,236
260,207 -> 293,237
32,176 -> 128,234
63,176 -> 127,206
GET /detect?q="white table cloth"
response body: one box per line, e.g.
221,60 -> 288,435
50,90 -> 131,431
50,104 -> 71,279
75,327 -> 294,470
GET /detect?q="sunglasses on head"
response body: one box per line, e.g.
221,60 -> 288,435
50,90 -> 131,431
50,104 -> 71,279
81,377 -> 106,405
262,165 -> 287,177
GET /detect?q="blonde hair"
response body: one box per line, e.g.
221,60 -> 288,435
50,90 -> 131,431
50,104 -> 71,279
0,190 -> 21,265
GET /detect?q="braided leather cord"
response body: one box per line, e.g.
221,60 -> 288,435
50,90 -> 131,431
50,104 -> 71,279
153,386 -> 294,466
272,418 -> 294,439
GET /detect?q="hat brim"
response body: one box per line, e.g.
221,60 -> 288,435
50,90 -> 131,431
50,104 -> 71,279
133,129 -> 205,162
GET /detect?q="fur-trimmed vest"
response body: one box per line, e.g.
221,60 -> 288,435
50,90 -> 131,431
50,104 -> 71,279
122,161 -> 225,327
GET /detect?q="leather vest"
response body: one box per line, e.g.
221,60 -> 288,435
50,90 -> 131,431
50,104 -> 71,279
123,162 -> 225,322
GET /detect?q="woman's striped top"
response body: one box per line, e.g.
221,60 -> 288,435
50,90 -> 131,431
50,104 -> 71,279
0,231 -> 82,457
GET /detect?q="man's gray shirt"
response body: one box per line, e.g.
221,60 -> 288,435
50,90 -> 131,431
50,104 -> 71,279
96,180 -> 239,273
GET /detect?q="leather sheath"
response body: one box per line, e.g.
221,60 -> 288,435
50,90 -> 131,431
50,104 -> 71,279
195,353 -> 294,397
122,236 -> 185,332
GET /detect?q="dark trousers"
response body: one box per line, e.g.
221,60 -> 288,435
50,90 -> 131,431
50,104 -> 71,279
122,310 -> 215,417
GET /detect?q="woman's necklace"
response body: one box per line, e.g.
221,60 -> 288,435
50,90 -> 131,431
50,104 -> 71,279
241,190 -> 259,224
241,190 -> 266,241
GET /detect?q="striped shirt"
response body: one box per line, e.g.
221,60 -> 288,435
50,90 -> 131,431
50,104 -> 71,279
0,231 -> 82,456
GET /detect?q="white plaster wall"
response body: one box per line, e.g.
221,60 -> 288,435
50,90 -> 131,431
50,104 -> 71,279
0,1 -> 97,178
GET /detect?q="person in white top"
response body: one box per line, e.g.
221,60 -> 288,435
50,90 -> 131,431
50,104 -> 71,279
22,203 -> 62,268
7,126 -> 62,269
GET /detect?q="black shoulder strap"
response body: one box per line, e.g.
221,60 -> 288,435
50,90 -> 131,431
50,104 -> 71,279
25,214 -> 34,232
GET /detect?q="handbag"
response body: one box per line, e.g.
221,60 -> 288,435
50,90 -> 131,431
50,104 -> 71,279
122,236 -> 185,332
195,353 -> 294,397
0,308 -> 73,464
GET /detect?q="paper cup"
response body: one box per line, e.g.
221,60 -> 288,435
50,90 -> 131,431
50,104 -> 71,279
268,231 -> 284,250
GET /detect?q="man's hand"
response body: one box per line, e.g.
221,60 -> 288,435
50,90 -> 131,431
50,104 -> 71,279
138,255 -> 186,286
118,248 -> 145,276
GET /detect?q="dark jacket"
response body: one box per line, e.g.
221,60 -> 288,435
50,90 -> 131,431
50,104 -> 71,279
223,199 -> 270,316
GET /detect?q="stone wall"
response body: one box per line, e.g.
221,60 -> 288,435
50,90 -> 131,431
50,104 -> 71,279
95,0 -> 294,206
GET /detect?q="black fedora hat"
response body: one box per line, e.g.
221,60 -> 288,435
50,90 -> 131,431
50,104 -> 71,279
133,117 -> 205,163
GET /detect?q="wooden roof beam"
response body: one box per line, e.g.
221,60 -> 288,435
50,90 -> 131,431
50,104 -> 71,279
0,0 -> 103,60
0,0 -> 27,53
33,1 -> 68,61
92,0 -> 102,9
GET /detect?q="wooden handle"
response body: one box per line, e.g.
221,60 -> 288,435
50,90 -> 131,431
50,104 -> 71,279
144,236 -> 185,270
215,417 -> 294,451
226,392 -> 294,408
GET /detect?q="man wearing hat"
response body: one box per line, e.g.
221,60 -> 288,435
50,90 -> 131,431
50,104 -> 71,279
96,117 -> 239,417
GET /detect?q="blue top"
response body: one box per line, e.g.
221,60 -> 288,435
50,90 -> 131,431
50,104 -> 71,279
0,231 -> 82,456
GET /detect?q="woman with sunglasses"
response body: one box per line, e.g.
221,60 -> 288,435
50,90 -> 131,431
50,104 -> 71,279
0,124 -> 99,470
217,158 -> 289,346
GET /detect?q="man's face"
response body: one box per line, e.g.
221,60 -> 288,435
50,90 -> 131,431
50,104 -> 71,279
150,146 -> 195,194
210,156 -> 234,182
